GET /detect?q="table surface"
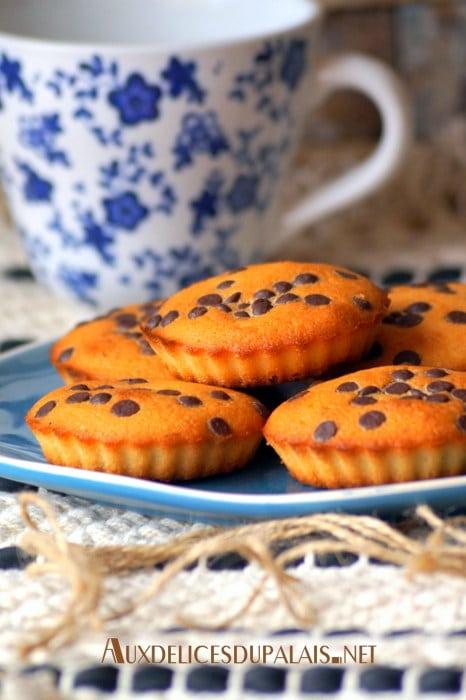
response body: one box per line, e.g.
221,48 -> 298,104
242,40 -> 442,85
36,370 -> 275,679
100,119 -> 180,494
1,138 -> 466,699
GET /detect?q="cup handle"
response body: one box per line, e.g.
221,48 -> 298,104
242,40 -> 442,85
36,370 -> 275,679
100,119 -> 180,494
278,52 -> 412,242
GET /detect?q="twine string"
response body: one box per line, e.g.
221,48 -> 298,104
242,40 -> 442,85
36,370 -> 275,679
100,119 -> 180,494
17,492 -> 466,659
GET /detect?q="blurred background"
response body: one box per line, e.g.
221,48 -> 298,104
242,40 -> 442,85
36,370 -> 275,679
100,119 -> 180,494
280,0 -> 466,270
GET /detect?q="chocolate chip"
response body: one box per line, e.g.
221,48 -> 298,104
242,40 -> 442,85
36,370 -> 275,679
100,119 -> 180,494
434,283 -> 455,294
188,306 -> 208,319
225,291 -> 241,304
234,311 -> 250,318
90,392 -> 112,405
452,389 -> 466,402
215,304 -> 232,313
304,294 -> 331,306
216,280 -> 235,290
456,415 -> 466,432
351,396 -> 377,405
141,301 -> 162,315
424,368 -> 449,378
393,350 -> 421,365
238,302 -> 250,309
111,399 -> 140,417
69,384 -> 90,391
391,369 -> 415,381
160,310 -> 179,327
409,388 -> 426,399
197,293 -> 223,306
58,347 -> 74,363
445,310 -> 466,324
405,302 -> 432,314
178,395 -> 203,407
66,391 -> 90,403
425,393 -> 450,403
359,410 -> 386,430
273,281 -> 293,294
138,339 -> 156,355
384,382 -> 411,395
275,293 -> 300,304
352,296 -> 373,311
294,273 -> 319,285
114,312 -> 138,329
254,289 -> 275,300
208,417 -> 232,437
251,298 -> 272,316
426,380 -> 454,393
336,381 -> 359,393
156,389 -> 181,396
121,331 -> 142,340
145,313 -> 162,329
314,420 -> 338,442
335,269 -> 358,280
383,311 -> 423,327
252,401 -> 270,417
35,400 -> 56,418
359,385 -> 380,396
210,390 -> 232,401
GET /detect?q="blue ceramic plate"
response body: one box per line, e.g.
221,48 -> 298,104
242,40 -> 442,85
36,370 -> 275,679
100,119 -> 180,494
1,341 -> 466,522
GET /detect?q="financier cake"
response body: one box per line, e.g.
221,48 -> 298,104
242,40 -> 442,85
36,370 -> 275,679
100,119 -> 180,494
264,365 -> 466,488
140,262 -> 389,387
26,379 -> 268,481
361,282 -> 466,370
50,301 -> 172,383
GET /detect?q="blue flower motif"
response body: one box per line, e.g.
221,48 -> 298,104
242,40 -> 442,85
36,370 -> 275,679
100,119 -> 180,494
0,53 -> 32,103
134,247 -> 215,295
108,73 -> 162,126
161,57 -> 206,104
58,265 -> 98,305
173,111 -> 229,170
226,174 -> 259,213
19,113 -> 70,166
49,211 -> 81,248
81,211 -> 115,264
103,191 -> 149,231
18,163 -> 53,202
280,40 -> 307,90
190,172 -> 224,234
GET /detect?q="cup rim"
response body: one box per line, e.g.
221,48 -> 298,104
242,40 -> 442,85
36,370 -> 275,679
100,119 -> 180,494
0,0 -> 321,54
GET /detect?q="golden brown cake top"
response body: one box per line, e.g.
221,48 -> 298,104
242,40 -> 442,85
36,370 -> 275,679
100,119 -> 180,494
364,282 -> 466,369
26,379 -> 268,448
141,262 -> 389,354
50,301 -> 172,382
264,365 -> 466,451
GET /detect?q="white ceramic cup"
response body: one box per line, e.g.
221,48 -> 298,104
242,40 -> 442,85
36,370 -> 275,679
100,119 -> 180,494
0,0 -> 411,309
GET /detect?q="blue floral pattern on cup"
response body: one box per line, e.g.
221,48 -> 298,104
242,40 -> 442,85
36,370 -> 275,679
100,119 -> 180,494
0,35 -> 309,308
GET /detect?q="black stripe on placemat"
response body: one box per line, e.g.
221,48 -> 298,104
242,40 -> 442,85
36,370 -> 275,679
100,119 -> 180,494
0,546 -> 34,570
73,665 -> 119,692
0,476 -> 37,493
0,338 -> 34,353
132,665 -> 174,692
243,665 -> 287,694
0,664 -> 463,696
2,265 -> 35,282
300,666 -> 345,694
186,665 -> 230,692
